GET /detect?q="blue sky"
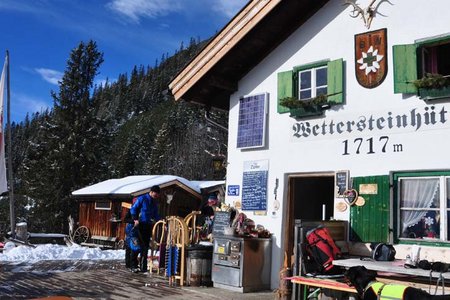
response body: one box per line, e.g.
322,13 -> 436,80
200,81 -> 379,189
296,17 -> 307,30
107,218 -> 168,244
0,0 -> 247,123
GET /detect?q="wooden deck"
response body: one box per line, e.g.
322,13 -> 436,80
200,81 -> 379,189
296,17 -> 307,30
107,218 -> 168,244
0,260 -> 275,299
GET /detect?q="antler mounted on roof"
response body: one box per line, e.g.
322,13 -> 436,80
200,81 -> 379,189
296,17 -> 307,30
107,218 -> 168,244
343,0 -> 393,29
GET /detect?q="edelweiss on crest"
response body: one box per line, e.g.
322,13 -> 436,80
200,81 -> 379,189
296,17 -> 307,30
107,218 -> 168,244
357,45 -> 384,75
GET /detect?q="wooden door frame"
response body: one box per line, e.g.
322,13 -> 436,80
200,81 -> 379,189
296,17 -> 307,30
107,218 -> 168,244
282,172 -> 335,268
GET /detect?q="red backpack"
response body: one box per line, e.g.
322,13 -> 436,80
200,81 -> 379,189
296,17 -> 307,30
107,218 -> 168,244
305,226 -> 342,273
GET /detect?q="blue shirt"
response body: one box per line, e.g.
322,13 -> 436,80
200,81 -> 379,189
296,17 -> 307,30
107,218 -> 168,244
130,193 -> 160,224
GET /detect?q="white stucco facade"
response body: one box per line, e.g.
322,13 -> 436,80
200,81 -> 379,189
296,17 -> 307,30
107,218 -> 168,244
223,1 -> 450,288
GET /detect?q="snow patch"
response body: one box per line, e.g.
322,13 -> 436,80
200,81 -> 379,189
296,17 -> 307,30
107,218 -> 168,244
0,243 -> 124,262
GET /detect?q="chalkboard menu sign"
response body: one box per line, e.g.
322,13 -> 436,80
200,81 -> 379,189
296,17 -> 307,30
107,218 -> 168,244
242,160 -> 269,211
335,170 -> 349,197
242,171 -> 268,210
212,211 -> 232,236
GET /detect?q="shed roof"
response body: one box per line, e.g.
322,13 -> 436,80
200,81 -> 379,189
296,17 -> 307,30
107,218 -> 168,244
168,0 -> 329,110
190,180 -> 225,191
71,175 -> 224,200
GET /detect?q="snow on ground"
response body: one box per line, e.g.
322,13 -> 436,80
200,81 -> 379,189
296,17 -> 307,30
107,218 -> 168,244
0,242 -> 124,262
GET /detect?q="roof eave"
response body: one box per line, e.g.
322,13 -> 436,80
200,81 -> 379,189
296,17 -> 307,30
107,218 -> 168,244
169,0 -> 282,107
168,0 -> 330,110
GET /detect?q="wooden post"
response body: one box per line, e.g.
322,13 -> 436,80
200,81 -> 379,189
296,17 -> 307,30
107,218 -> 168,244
277,251 -> 292,299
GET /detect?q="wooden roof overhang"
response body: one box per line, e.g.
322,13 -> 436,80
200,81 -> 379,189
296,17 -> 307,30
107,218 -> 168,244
168,0 -> 330,110
72,180 -> 202,202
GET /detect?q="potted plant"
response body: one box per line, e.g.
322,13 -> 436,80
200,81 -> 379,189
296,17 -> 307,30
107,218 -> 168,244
280,94 -> 329,118
414,73 -> 450,100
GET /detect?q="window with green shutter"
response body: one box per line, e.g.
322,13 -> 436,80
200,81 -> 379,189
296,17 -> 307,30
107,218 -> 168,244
277,58 -> 344,119
393,34 -> 450,99
393,44 -> 418,94
277,71 -> 292,114
327,59 -> 344,104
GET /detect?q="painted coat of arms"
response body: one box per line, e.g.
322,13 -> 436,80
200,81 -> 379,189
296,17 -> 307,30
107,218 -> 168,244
354,28 -> 387,88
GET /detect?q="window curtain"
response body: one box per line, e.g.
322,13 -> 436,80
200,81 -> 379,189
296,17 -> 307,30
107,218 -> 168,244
401,178 -> 439,233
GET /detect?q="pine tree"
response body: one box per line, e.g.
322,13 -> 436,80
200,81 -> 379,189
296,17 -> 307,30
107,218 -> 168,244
48,40 -> 105,231
2,38 -> 228,234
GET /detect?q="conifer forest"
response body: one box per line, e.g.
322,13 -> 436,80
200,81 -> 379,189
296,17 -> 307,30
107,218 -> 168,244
0,39 -> 228,234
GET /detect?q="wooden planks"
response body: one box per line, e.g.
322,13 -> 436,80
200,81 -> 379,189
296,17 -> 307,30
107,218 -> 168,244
290,276 -> 357,293
0,260 -> 275,300
0,260 -> 183,300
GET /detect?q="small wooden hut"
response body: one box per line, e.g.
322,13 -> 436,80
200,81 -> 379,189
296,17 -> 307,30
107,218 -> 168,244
71,175 -> 224,246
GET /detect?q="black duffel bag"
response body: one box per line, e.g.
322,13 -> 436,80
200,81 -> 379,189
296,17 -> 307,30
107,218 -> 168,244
371,243 -> 396,261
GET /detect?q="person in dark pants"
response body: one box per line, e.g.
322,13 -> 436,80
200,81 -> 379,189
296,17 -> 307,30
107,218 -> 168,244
124,209 -> 139,269
130,185 -> 161,273
124,197 -> 139,269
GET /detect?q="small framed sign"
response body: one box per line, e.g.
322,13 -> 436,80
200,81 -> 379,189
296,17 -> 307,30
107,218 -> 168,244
343,189 -> 359,206
335,170 -> 349,197
227,185 -> 240,196
359,183 -> 378,195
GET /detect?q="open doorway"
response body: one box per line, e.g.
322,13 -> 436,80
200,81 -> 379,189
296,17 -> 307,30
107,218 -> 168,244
283,173 -> 335,267
292,175 -> 335,220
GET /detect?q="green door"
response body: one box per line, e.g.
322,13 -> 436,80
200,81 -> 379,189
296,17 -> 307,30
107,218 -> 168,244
350,175 -> 390,242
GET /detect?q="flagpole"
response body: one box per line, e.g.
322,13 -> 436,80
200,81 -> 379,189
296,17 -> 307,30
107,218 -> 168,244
6,50 -> 15,239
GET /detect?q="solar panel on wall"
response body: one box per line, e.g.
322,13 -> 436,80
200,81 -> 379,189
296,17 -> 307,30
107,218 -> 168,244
236,93 -> 267,149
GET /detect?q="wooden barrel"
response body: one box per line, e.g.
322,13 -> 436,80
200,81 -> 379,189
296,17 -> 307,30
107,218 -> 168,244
186,245 -> 213,286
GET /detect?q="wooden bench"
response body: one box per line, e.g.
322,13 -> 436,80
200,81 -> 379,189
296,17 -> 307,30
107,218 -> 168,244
290,276 -> 357,300
81,235 -> 117,249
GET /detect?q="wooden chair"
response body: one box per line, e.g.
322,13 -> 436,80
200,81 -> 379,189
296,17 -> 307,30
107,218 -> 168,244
165,216 -> 189,286
183,211 -> 202,245
150,219 -> 167,274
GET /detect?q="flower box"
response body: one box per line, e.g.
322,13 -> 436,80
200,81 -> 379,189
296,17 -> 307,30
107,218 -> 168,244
418,86 -> 450,101
289,106 -> 324,119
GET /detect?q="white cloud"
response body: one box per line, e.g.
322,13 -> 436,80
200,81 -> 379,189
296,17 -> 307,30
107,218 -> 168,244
107,0 -> 182,23
17,94 -> 50,112
0,0 -> 44,14
12,92 -> 51,121
107,0 -> 247,23
35,68 -> 63,85
213,0 -> 247,18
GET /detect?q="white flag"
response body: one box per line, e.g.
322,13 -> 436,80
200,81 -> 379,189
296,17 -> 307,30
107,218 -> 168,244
0,56 -> 8,194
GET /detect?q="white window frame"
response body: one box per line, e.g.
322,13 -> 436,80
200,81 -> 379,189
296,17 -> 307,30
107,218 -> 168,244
397,176 -> 450,242
95,200 -> 112,210
416,34 -> 450,77
298,66 -> 328,101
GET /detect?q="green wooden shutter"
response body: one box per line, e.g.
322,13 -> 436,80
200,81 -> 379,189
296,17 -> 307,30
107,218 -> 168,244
327,58 -> 344,104
277,70 -> 293,114
393,44 -> 418,94
350,175 -> 390,243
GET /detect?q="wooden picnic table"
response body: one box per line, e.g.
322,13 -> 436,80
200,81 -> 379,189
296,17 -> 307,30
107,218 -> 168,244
333,258 -> 450,280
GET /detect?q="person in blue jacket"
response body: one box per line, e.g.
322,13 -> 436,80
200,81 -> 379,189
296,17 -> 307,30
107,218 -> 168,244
130,185 -> 161,273
124,207 -> 140,270
126,219 -> 142,270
